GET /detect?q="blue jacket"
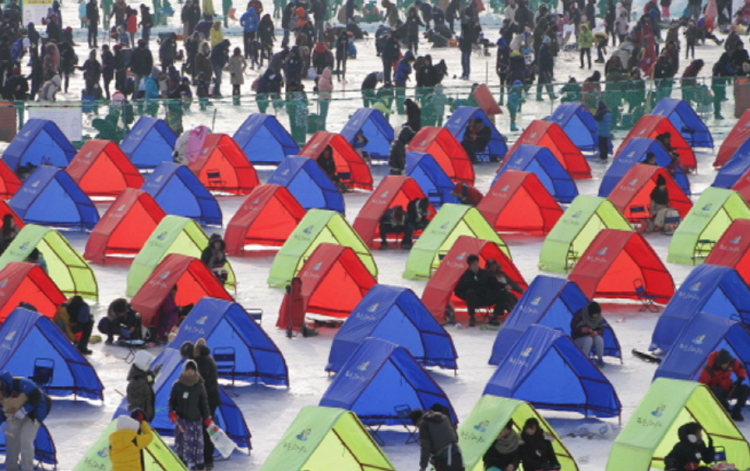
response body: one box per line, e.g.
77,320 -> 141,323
0,371 -> 50,423
394,59 -> 412,84
596,111 -> 613,137
240,8 -> 258,33
143,77 -> 160,99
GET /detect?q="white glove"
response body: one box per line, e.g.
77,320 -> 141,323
13,409 -> 26,420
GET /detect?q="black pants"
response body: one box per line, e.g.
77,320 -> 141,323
89,21 -> 98,47
243,31 -> 255,58
712,384 -> 750,414
203,405 -> 218,465
379,221 -> 414,245
72,320 -> 94,351
599,136 -> 610,160
407,35 -> 418,53
382,57 -> 392,84
580,47 -> 591,68
463,289 -> 506,320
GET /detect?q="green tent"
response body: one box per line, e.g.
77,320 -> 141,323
267,209 -> 376,288
0,224 -> 98,300
72,419 -> 188,471
667,188 -> 750,265
539,195 -> 632,273
403,204 -> 509,280
606,378 -> 750,471
126,215 -> 236,297
258,406 -> 395,471
459,395 -> 579,471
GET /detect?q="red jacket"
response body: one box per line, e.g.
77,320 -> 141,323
698,350 -> 747,391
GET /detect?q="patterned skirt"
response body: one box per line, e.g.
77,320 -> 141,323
175,418 -> 205,465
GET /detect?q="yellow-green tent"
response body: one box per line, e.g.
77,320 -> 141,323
258,406 -> 395,471
267,209 -> 376,287
0,224 -> 98,300
539,195 -> 632,273
126,215 -> 236,296
606,378 -> 750,471
403,203 -> 509,280
459,395 -> 579,471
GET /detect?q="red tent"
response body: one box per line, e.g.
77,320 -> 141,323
421,235 -> 526,321
477,170 -> 562,234
714,109 -> 750,167
705,219 -> 750,285
299,131 -> 373,190
607,164 -> 692,225
352,176 -> 434,248
225,184 -> 307,254
407,127 -> 475,185
84,188 -> 166,264
617,115 -> 697,171
503,120 -> 591,179
0,159 -> 21,200
0,200 -> 23,231
732,168 -> 750,202
188,133 -> 260,195
276,243 -> 376,327
0,262 -> 65,323
568,229 -> 674,303
131,254 -> 233,328
65,139 -> 144,198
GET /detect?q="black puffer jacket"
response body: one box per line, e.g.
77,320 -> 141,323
193,340 -> 220,412
665,423 -> 714,471
126,365 -> 156,422
168,368 -> 209,422
418,410 -> 458,470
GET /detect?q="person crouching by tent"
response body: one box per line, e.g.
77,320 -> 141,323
520,418 -> 560,471
452,183 -> 483,206
407,197 -> 431,231
169,359 -> 211,471
352,130 -> 370,163
409,407 -> 463,471
201,233 -> 228,284
127,351 -> 158,423
99,298 -> 143,345
698,349 -> 749,421
316,144 -> 345,191
109,413 -> 153,471
570,301 -> 606,368
0,370 -> 50,471
54,295 -> 95,355
483,420 -> 521,471
650,174 -> 679,233
485,258 -> 523,314
157,286 -> 179,344
388,126 -> 414,175
462,118 -> 492,163
379,205 -> 413,250
454,254 -> 507,327
664,422 -> 715,471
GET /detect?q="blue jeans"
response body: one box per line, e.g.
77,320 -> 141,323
461,50 -> 470,78
142,27 -> 150,44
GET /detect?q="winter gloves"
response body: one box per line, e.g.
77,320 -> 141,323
169,411 -> 178,424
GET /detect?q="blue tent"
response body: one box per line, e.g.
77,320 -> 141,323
340,108 -> 394,160
654,312 -> 750,382
165,297 -> 289,386
600,137 -> 691,196
489,275 -> 621,365
233,113 -> 299,165
9,166 -> 99,230
493,144 -> 578,203
121,347 -> 252,450
652,98 -> 714,148
547,103 -> 598,153
141,161 -> 222,226
120,116 -> 177,169
713,151 -> 750,189
650,264 -> 750,353
326,285 -> 457,373
0,308 -> 104,400
2,119 -> 76,171
484,325 -> 622,418
0,422 -> 56,466
320,337 -> 456,426
405,152 -> 459,209
266,156 -> 344,214
444,107 -> 508,162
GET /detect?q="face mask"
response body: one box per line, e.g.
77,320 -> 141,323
687,434 -> 698,444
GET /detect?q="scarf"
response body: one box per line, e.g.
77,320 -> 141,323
577,306 -> 603,330
494,430 -> 522,454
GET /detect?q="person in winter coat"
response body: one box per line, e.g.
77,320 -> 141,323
520,418 -> 559,471
108,414 -> 153,471
594,100 -> 613,162
99,298 -> 142,344
316,66 -> 333,125
209,19 -> 224,47
0,371 -> 50,471
101,44 -> 115,99
317,144 -> 338,181
381,0 -> 399,27
125,8 -> 137,47
536,36 -> 556,101
388,125 -> 412,175
194,40 -> 212,84
181,0 -> 201,39
312,42 -> 332,75
334,30 -> 349,82
459,7 -> 478,80
581,70 -> 602,110
405,7 -> 424,53
156,285 -> 179,342
698,349 -> 749,421
255,66 -> 278,112
712,52 -> 731,120
496,38 -> 510,105
227,47 -> 247,99
454,254 -> 506,326
681,59 -> 704,106
126,350 -> 157,422
284,45 -> 303,90
483,421 -> 522,471
139,4 -> 152,44
180,340 -> 220,468
258,14 -> 275,66
394,49 -> 414,114
87,0 -> 100,48
664,423 -> 714,471
578,23 -> 594,69
570,301 -> 607,367
5,67 -> 27,100
210,39 -> 230,97
240,6 -> 258,59
54,296 -> 95,355
201,233 -> 228,283
38,73 -> 61,101
361,70 -> 382,106
405,97 -> 421,131
168,360 -> 210,471
159,32 -> 177,72
410,408 -> 462,471
507,80 -> 523,131
130,39 -> 153,96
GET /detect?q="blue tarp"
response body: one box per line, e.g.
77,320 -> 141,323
233,113 -> 300,164
712,151 -> 750,189
0,308 -> 104,400
489,275 -> 621,365
0,422 -> 56,466
493,144 -> 578,203
266,156 -> 344,214
548,103 -> 598,153
326,285 -> 457,373
141,161 -> 222,226
120,116 -> 177,169
405,152 -> 459,209
654,312 -> 750,382
320,337 -> 456,426
444,107 -> 508,161
340,108 -> 394,160
484,325 -> 621,418
650,264 -> 750,353
652,98 -> 714,148
9,165 -> 99,230
2,119 -> 76,171
165,297 -> 289,386
599,137 -> 691,196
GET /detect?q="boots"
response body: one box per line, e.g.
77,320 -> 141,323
510,123 -> 519,131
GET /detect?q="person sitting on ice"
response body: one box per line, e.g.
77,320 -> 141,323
461,118 -> 492,163
407,197 -> 431,230
379,205 -> 413,250
520,418 -> 560,471
451,182 -> 483,206
570,301 -> 607,367
649,174 -> 679,232
483,420 -> 522,471
54,295 -> 95,355
485,258 -> 523,314
454,254 -> 506,327
664,422 -> 714,471
98,298 -> 143,345
200,233 -> 228,283
698,349 -> 749,421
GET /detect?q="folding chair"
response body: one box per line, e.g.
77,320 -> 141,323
633,278 -> 659,313
366,422 -> 385,446
247,308 -> 263,325
692,239 -> 716,264
213,346 -> 237,387
206,169 -> 224,190
31,358 -> 55,392
122,339 -> 147,363
427,190 -> 444,208
566,248 -> 579,272
661,214 -> 681,235
394,404 -> 419,444
628,205 -> 652,232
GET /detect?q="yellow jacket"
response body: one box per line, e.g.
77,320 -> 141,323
53,301 -> 76,343
210,26 -> 224,47
109,421 -> 154,471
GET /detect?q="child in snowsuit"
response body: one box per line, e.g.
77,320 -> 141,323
507,80 -> 524,131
